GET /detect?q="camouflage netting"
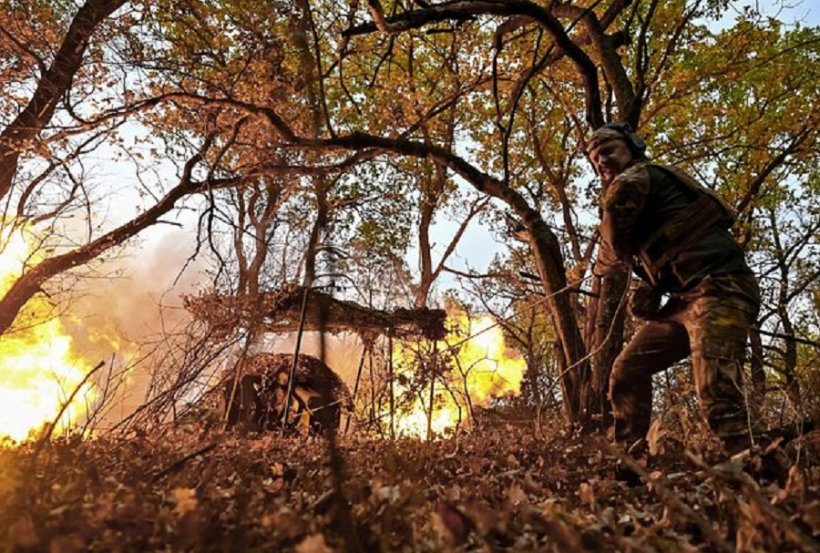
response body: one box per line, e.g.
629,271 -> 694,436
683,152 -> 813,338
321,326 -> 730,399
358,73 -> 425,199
184,284 -> 447,340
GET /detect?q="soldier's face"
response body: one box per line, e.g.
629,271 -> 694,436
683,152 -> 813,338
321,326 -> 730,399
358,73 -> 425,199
589,139 -> 634,185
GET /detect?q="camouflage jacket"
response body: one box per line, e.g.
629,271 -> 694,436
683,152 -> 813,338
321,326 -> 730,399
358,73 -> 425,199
596,162 -> 752,292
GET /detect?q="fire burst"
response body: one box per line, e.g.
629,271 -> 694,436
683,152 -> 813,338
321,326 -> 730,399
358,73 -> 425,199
391,312 -> 526,438
0,223 -> 97,441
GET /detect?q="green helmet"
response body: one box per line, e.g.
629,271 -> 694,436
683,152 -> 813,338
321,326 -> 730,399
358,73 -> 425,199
586,122 -> 647,157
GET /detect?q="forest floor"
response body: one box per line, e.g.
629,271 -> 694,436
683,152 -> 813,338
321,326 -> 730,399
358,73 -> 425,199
1,417 -> 819,552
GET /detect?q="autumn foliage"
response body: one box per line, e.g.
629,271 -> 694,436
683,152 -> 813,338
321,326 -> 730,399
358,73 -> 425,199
2,423 -> 819,552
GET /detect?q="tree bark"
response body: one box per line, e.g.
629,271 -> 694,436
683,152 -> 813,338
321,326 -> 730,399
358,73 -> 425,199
582,269 -> 628,428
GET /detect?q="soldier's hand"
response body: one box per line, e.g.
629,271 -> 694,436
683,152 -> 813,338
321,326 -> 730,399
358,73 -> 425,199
629,284 -> 662,320
593,240 -> 628,277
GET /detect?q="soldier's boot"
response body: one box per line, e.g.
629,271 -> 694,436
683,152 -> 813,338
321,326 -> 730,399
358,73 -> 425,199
613,438 -> 650,487
712,426 -> 793,485
699,385 -> 792,483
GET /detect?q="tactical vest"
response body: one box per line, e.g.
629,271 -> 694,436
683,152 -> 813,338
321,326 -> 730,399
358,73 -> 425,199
635,163 -> 736,281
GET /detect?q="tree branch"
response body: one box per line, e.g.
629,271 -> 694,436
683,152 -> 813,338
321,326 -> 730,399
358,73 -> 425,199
0,135 -> 216,337
0,0 -> 127,200
345,0 -> 603,126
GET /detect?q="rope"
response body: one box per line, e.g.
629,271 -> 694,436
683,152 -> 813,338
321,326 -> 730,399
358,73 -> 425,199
540,274 -> 630,402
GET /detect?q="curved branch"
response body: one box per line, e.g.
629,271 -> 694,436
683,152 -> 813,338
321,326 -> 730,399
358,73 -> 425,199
345,0 -> 604,126
552,2 -> 635,123
736,127 -> 811,214
0,0 -> 127,201
0,136 -> 215,338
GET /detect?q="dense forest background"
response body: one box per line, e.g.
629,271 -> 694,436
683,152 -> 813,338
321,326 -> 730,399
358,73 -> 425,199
0,0 -> 818,551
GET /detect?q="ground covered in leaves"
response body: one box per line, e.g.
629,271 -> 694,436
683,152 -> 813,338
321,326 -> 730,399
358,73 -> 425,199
1,421 -> 819,552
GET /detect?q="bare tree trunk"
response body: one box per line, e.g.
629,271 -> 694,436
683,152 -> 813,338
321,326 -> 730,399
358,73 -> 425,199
582,269 -> 628,429
233,190 -> 250,294
461,358 -> 480,427
526,217 -> 588,423
769,208 -> 802,409
778,309 -> 802,409
426,360 -> 436,441
388,335 -> 395,440
345,348 -> 368,433
416,184 -> 436,307
525,354 -> 541,407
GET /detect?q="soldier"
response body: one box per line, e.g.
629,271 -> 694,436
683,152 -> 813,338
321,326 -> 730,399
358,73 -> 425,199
587,122 -> 760,457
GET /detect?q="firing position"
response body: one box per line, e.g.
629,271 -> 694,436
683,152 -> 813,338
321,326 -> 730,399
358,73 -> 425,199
587,123 -> 760,455
224,353 -> 350,434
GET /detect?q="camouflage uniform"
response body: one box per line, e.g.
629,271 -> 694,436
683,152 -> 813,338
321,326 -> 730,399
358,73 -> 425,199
596,156 -> 760,450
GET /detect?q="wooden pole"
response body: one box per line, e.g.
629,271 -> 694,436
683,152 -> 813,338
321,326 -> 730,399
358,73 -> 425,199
368,350 -> 376,429
388,334 -> 394,440
426,341 -> 437,441
282,286 -> 311,429
344,346 -> 367,433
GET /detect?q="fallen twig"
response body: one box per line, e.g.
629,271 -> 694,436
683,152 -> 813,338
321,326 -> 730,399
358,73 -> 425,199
31,360 -> 105,464
152,441 -> 220,482
598,438 -> 734,553
686,451 -> 819,553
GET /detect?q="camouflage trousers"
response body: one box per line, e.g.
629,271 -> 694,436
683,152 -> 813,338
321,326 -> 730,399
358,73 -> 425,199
609,272 -> 760,449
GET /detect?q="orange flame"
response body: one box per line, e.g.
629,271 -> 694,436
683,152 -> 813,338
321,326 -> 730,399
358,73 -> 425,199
0,223 -> 98,441
390,311 -> 525,438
